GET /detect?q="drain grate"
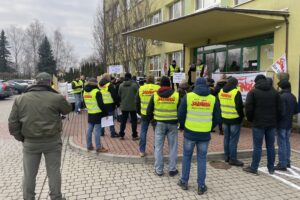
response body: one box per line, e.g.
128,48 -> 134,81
209,161 -> 232,170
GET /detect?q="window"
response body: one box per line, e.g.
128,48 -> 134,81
235,0 -> 250,5
150,55 -> 161,78
228,48 -> 241,72
215,51 -> 226,72
151,11 -> 161,24
243,47 -> 258,71
196,0 -> 220,10
169,1 -> 182,19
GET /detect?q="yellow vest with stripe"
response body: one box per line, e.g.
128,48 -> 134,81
169,65 -> 180,77
218,88 -> 239,119
185,92 -> 215,132
72,80 -> 83,94
196,65 -> 203,72
83,89 -> 102,114
100,83 -> 114,104
139,84 -> 160,115
153,91 -> 179,121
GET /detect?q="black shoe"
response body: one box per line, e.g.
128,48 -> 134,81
169,170 -> 179,177
225,157 -> 230,163
177,180 -> 188,190
268,169 -> 275,175
274,164 -> 287,171
111,134 -> 120,138
132,136 -> 140,141
154,171 -> 163,177
243,166 -> 258,175
198,185 -> 207,195
287,164 -> 291,168
120,137 -> 124,140
101,132 -> 104,136
229,159 -> 244,167
87,146 -> 94,151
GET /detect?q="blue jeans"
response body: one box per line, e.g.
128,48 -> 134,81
251,128 -> 276,171
223,123 -> 241,160
74,93 -> 82,112
101,111 -> 116,136
139,118 -> 155,153
154,122 -> 178,174
277,129 -> 291,168
181,137 -> 209,187
86,123 -> 102,149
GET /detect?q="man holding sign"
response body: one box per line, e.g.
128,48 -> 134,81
168,60 -> 180,90
83,78 -> 108,153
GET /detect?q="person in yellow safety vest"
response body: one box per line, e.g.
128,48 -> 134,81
168,60 -> 180,90
177,77 -> 221,195
147,76 -> 180,177
218,77 -> 244,167
99,73 -> 120,138
196,59 -> 205,78
83,78 -> 108,153
136,75 -> 160,157
72,77 -> 83,113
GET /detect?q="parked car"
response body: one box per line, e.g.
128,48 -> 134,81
0,80 -> 13,99
6,80 -> 28,94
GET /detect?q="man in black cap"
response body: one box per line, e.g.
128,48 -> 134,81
243,74 -> 280,175
147,76 -> 180,177
218,77 -> 244,166
9,72 -> 72,200
168,60 -> 180,89
275,80 -> 298,171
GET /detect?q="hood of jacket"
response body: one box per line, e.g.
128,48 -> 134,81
279,88 -> 292,94
157,87 -> 174,98
84,84 -> 99,92
25,85 -> 58,93
223,82 -> 237,93
193,85 -> 210,96
123,80 -> 133,87
99,79 -> 110,87
255,79 -> 272,91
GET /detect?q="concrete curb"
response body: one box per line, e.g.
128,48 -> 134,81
69,136 -> 273,164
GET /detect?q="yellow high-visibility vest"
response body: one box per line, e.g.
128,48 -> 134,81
72,80 -> 83,94
169,65 -> 180,77
196,65 -> 203,72
139,84 -> 160,115
185,92 -> 215,132
100,82 -> 114,104
83,89 -> 102,114
153,91 -> 179,121
218,88 -> 239,119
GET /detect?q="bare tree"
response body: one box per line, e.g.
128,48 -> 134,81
52,29 -> 64,70
6,25 -> 24,73
24,19 -> 45,75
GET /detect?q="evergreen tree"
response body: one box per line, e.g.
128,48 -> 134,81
37,36 -> 56,75
0,30 -> 11,72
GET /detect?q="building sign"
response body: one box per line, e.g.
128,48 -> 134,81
271,54 -> 287,74
108,65 -> 123,74
173,72 -> 186,83
212,72 -> 267,102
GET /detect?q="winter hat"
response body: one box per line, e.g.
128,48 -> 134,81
160,76 -> 171,87
278,79 -> 291,89
195,77 -> 207,86
227,77 -> 238,87
125,72 -> 132,80
254,74 -> 266,83
88,77 -> 98,86
35,72 -> 52,85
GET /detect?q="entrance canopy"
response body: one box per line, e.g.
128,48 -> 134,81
123,7 -> 289,47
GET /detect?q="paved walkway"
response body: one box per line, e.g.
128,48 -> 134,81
67,111 -> 300,156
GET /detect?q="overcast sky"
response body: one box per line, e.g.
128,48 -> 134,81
0,0 -> 102,60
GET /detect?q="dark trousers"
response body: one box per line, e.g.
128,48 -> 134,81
170,76 -> 179,90
119,111 -> 138,138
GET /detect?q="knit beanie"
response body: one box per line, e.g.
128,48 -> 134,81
227,77 -> 238,87
160,76 -> 171,87
254,74 -> 266,83
278,79 -> 291,89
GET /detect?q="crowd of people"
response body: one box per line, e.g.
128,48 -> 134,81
8,68 -> 299,198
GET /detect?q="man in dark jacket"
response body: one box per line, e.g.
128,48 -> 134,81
83,78 -> 108,152
118,72 -> 139,140
177,77 -> 221,195
168,60 -> 180,89
275,80 -> 298,171
9,72 -> 72,200
147,76 -> 180,177
218,77 -> 244,166
99,73 -> 119,138
243,74 -> 281,175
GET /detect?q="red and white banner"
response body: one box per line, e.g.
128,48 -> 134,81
271,54 -> 287,73
212,72 -> 267,102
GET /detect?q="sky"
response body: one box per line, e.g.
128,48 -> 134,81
0,0 -> 102,60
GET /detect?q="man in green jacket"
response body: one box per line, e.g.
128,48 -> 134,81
9,72 -> 72,200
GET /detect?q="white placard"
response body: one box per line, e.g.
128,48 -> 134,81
212,72 -> 267,102
271,54 -> 287,74
173,72 -> 186,83
109,65 -> 123,74
101,116 -> 114,128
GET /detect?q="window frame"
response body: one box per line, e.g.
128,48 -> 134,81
169,1 -> 183,20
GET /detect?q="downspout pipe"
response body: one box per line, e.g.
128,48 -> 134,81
284,16 -> 289,71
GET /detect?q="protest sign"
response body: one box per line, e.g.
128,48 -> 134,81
108,65 -> 123,74
173,72 -> 185,83
271,54 -> 287,74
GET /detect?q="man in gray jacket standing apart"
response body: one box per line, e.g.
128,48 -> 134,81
9,72 -> 72,200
